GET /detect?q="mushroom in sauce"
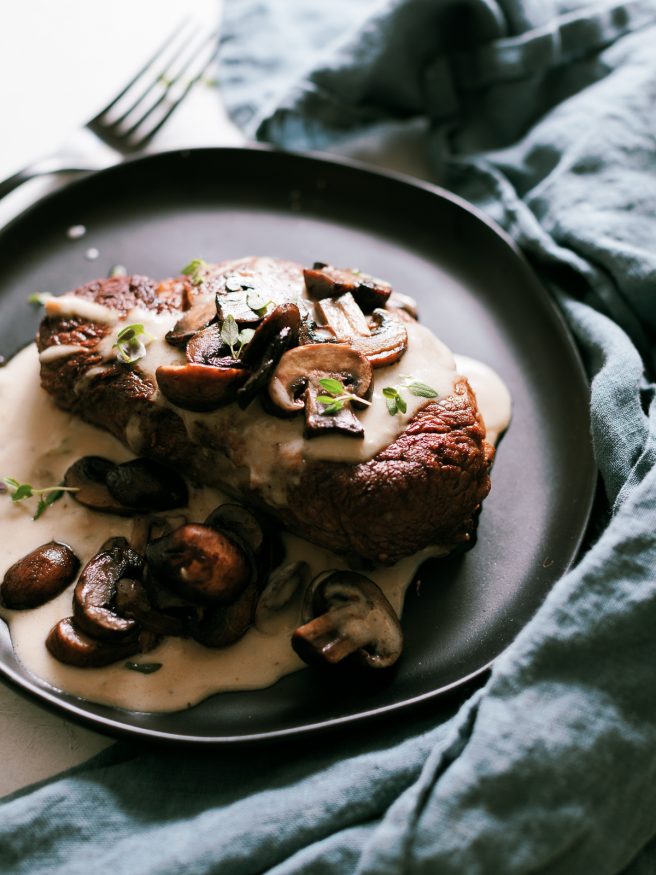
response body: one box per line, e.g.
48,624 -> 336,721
303,263 -> 392,312
1,542 -> 80,610
292,571 -> 403,669
155,362 -> 248,411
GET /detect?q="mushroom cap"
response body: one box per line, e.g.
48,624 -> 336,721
165,297 -> 217,346
1,542 -> 80,610
156,362 -> 248,411
46,617 -> 143,668
268,343 -> 373,414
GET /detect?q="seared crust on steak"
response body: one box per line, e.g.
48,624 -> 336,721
37,259 -> 494,566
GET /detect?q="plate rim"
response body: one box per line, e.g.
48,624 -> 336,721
0,145 -> 597,743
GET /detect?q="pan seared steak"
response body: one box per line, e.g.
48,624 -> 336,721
37,257 -> 494,565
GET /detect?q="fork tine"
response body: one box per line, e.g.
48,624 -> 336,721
108,23 -> 202,129
133,42 -> 221,149
88,18 -> 191,122
121,29 -> 218,139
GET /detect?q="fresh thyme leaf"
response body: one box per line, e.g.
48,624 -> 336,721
114,323 -> 148,365
385,396 -> 398,416
124,661 -> 163,674
220,314 -> 240,356
382,387 -> 398,399
246,292 -> 271,317
319,377 -> 344,397
3,479 -> 76,518
403,379 -> 438,399
317,394 -> 338,405
237,327 -> 255,352
396,394 -> 407,414
382,386 -> 406,416
320,399 -> 345,415
181,259 -> 208,286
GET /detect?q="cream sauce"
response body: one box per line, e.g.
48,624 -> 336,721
0,336 -> 510,714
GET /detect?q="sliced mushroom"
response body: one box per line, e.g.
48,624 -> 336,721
64,456 -> 128,515
239,303 -> 301,366
73,537 -> 143,640
236,325 -> 297,410
292,571 -> 403,669
316,293 -> 370,340
46,617 -> 143,667
156,362 -> 248,411
115,578 -> 188,637
387,290 -> 418,320
165,297 -> 217,346
65,456 -> 188,515
105,459 -> 188,512
216,275 -> 266,325
204,503 -> 266,555
185,323 -> 234,367
268,343 -> 373,437
189,580 -> 259,648
145,523 -> 252,605
304,263 -> 392,312
316,295 -> 408,369
2,542 -> 80,609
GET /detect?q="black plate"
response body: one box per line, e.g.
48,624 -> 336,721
0,147 -> 595,743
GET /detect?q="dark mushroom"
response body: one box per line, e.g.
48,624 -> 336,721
105,459 -> 188,512
239,303 -> 301,366
156,362 -> 248,411
204,502 -> 284,584
165,297 -> 217,346
292,571 -> 403,669
189,580 -> 259,648
387,290 -> 418,320
268,343 -> 373,437
115,578 -> 188,637
64,456 -> 128,515
73,537 -> 143,640
46,617 -> 144,667
145,524 -> 252,605
185,323 -> 235,367
236,325 -> 297,410
303,263 -> 392,312
65,456 -> 188,515
1,542 -> 80,609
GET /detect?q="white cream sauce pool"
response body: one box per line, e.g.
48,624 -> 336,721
0,342 -> 510,714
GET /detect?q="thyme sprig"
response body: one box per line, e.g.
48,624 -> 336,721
2,478 -> 78,520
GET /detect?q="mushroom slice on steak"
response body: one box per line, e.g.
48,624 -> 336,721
387,290 -> 419,321
316,293 -> 370,341
145,524 -> 252,605
2,542 -> 80,610
185,323 -> 234,367
349,309 -> 408,368
239,303 -> 301,366
292,571 -> 403,669
236,325 -> 297,410
268,344 -> 373,438
65,456 -> 188,515
46,617 -> 144,668
156,362 -> 248,411
304,263 -> 392,312
165,297 -> 217,346
73,537 -> 143,640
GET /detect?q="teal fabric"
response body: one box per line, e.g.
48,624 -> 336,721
3,1 -> 656,871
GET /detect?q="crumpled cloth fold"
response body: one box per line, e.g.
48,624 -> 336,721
2,2 -> 656,872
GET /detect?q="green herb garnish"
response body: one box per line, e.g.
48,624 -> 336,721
3,478 -> 77,520
401,377 -> 438,399
181,259 -> 209,286
124,661 -> 163,674
114,323 -> 149,364
219,316 -> 254,358
317,377 -> 370,416
382,386 -> 407,416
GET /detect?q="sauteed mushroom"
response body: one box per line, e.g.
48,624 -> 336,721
236,325 -> 297,410
1,542 -> 80,609
349,309 -> 408,368
292,571 -> 403,669
165,297 -> 217,346
145,523 -> 252,605
185,323 -> 233,367
46,617 -> 144,668
304,263 -> 392,312
189,580 -> 259,648
316,293 -> 370,340
156,362 -> 248,411
268,343 -> 373,437
73,537 -> 143,640
115,578 -> 187,637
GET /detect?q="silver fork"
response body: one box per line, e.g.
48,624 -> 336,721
0,21 -> 219,201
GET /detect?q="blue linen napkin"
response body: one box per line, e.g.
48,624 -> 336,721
3,1 -> 656,872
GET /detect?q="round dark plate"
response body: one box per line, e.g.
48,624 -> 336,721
0,147 -> 595,743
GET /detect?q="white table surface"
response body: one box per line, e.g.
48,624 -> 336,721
0,0 -> 431,798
